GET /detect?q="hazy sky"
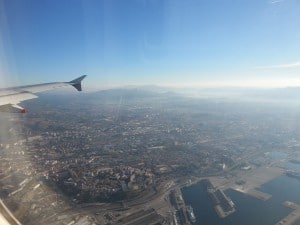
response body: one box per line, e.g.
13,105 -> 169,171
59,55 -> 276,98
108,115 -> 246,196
1,0 -> 300,89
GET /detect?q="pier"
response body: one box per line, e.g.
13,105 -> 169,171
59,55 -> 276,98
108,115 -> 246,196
275,201 -> 300,225
246,189 -> 272,201
204,179 -> 236,218
169,189 -> 193,225
233,188 -> 271,201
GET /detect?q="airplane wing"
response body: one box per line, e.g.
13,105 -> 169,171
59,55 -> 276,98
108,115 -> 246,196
0,75 -> 87,113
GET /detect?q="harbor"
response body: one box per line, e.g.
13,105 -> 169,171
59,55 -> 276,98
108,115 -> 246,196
181,162 -> 300,225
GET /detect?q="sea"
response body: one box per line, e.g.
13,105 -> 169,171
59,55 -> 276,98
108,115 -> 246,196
182,161 -> 300,225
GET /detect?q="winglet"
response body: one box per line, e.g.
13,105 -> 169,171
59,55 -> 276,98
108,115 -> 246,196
68,75 -> 87,91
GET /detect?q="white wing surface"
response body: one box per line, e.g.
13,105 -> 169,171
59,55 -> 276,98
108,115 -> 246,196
0,75 -> 86,113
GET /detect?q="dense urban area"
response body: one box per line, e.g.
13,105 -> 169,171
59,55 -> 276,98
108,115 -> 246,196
1,88 -> 300,225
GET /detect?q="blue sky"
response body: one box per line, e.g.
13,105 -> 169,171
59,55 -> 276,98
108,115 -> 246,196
1,0 -> 300,89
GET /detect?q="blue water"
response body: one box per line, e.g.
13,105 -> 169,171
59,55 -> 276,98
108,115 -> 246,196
182,175 -> 300,225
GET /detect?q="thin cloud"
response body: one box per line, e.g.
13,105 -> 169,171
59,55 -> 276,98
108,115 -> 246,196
268,0 -> 285,4
255,61 -> 300,69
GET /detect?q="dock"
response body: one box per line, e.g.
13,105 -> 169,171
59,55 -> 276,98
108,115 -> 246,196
204,179 -> 236,218
169,189 -> 193,225
275,201 -> 300,225
233,188 -> 271,201
246,189 -> 272,201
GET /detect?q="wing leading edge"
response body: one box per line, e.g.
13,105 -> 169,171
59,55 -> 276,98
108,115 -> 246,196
0,75 -> 87,113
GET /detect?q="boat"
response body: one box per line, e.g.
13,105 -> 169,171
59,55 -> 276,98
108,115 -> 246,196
186,205 -> 196,223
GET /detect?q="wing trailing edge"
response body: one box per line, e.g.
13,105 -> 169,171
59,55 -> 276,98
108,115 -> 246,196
0,104 -> 26,113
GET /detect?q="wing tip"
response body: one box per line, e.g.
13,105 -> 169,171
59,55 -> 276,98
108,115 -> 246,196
69,75 -> 87,91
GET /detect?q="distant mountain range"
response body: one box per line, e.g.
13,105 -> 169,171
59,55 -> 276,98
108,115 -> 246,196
38,85 -> 300,103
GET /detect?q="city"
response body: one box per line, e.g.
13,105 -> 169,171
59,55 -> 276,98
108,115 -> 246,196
1,88 -> 300,225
